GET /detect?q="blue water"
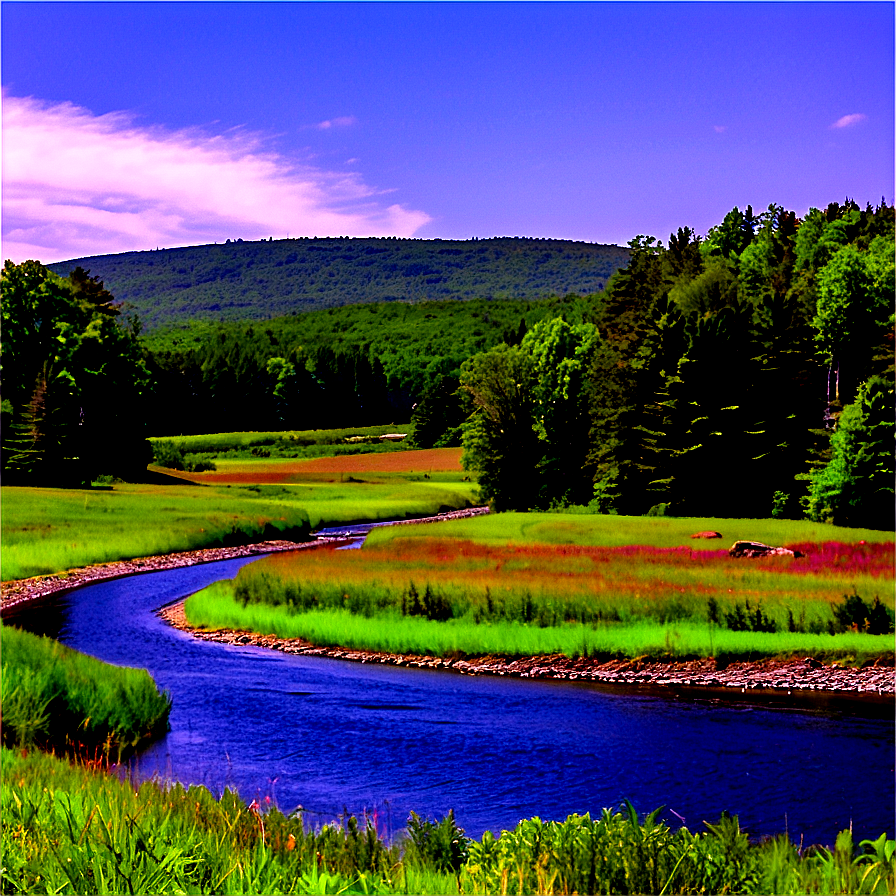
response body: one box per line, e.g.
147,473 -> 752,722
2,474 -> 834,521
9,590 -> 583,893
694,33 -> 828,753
6,557 -> 894,842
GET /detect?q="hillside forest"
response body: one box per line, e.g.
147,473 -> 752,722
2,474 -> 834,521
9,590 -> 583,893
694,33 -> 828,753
3,200 -> 893,530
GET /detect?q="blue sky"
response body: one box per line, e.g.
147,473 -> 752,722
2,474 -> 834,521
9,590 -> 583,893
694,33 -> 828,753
2,2 -> 893,263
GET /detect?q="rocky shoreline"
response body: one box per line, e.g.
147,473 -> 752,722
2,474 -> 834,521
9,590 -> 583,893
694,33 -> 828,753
160,602 -> 894,699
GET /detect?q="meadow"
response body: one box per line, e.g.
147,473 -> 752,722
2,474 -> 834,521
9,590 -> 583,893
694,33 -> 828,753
185,514 -> 894,663
0,457 -> 478,581
3,745 -> 893,896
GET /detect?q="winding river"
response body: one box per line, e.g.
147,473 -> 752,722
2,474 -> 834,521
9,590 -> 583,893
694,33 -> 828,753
6,553 -> 893,843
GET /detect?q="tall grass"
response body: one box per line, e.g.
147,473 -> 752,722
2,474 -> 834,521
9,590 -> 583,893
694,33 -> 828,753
186,583 -> 894,661
2,747 -> 892,895
0,625 -> 171,759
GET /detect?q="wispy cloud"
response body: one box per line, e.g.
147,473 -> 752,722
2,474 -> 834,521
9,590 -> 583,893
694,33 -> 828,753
830,113 -> 867,129
1,94 -> 429,263
713,125 -> 726,134
314,116 -> 358,130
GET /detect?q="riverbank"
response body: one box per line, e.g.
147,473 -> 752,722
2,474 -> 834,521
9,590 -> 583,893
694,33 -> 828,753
0,506 -> 490,613
159,601 -> 894,699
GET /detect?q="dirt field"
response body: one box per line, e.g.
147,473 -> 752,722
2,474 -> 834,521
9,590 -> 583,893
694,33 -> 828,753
187,447 -> 464,483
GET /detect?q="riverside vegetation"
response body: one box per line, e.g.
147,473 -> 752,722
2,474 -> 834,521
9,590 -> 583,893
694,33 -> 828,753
185,514 -> 894,665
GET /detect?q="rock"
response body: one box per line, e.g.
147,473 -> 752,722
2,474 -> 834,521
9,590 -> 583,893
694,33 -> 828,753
691,531 -> 722,539
728,540 -> 803,558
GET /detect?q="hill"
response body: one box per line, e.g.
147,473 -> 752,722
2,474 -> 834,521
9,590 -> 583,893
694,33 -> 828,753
47,236 -> 629,329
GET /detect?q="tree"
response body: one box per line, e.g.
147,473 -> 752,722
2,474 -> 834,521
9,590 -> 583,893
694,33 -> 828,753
460,344 -> 540,511
1,260 -> 151,485
805,376 -> 894,529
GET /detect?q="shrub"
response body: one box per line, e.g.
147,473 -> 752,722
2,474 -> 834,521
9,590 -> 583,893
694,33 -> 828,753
831,590 -> 894,635
152,439 -> 186,470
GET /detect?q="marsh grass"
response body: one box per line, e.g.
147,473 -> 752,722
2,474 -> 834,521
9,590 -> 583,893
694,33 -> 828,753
2,748 -> 892,895
0,625 -> 171,759
186,521 -> 893,661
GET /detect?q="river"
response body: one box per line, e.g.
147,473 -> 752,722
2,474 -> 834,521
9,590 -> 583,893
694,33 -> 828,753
5,554 -> 893,843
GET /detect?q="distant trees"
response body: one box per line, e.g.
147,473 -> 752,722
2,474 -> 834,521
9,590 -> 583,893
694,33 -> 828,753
1,260 -> 152,485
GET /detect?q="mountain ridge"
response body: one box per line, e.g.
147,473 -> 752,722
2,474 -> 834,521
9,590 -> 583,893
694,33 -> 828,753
47,235 -> 629,329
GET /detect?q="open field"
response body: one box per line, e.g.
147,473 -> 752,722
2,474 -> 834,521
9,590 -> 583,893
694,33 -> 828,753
3,746 -> 893,896
366,511 -> 896,549
185,514 -> 895,664
0,473 -> 478,581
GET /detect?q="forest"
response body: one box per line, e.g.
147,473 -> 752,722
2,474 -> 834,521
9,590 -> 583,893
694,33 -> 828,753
47,236 -> 630,328
4,199 -> 893,530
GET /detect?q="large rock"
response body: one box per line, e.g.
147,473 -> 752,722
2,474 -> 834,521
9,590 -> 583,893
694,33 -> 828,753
729,541 -> 804,558
691,531 -> 722,539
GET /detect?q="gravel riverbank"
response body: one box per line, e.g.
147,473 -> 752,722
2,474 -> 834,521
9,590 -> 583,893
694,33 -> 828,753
160,602 -> 894,699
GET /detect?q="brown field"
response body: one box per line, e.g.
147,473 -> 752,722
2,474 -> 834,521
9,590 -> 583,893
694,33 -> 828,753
185,447 -> 464,484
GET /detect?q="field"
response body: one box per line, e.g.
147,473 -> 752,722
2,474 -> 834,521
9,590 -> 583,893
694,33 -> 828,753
185,514 -> 895,663
0,460 -> 478,581
179,447 -> 464,483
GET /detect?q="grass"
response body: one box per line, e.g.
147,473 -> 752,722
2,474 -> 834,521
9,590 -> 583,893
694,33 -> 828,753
185,514 -> 894,663
0,474 -> 478,581
2,747 -> 893,895
0,624 -> 171,759
365,511 -> 896,549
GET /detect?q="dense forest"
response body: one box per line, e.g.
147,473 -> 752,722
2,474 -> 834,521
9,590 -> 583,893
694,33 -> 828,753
47,237 -> 630,328
5,199 -> 893,529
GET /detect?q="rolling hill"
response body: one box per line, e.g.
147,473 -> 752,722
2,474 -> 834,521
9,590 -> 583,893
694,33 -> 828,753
48,236 -> 629,329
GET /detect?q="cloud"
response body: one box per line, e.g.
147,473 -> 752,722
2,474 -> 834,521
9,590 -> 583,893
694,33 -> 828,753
314,116 -> 358,130
1,94 -> 429,263
830,113 -> 867,129
713,125 -> 726,134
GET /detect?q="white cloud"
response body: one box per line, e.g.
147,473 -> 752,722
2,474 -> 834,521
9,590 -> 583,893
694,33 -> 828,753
830,113 -> 867,129
713,125 -> 726,134
314,116 -> 358,130
1,94 -> 429,263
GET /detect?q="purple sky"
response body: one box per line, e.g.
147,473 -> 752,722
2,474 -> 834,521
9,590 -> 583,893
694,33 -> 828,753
2,2 -> 893,264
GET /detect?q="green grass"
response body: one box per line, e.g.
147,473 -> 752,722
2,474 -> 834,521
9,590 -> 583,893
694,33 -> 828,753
3,747 -> 893,895
0,476 -> 478,581
366,511 -> 895,550
149,424 -> 413,458
0,624 -> 171,759
186,583 -> 894,662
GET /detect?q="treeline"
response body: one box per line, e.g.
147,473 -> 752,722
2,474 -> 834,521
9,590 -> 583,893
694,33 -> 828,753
459,201 -> 894,528
141,297 -> 591,432
48,236 -> 630,328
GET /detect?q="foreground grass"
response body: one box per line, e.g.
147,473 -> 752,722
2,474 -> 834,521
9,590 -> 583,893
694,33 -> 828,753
3,748 -> 893,895
1,625 -> 171,760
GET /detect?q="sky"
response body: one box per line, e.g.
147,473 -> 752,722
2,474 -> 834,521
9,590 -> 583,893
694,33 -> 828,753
2,1 -> 893,264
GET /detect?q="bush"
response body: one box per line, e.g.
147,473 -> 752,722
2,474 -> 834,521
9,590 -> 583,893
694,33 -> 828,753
152,439 -> 186,470
831,590 -> 894,635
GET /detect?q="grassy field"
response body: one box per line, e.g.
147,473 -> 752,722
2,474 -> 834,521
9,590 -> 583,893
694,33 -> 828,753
3,746 -> 893,895
0,468 -> 478,581
186,514 -> 894,663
